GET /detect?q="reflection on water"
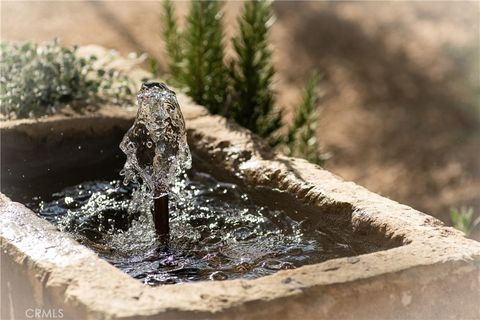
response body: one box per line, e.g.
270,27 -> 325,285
34,171 -> 380,285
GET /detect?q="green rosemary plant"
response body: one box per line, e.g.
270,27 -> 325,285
285,71 -> 324,164
161,0 -> 325,162
161,0 -> 229,115
229,0 -> 282,142
450,207 -> 480,236
161,0 -> 183,84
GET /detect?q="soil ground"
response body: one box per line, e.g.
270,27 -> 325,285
1,1 -> 479,238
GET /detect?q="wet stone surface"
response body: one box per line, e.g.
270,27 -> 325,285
32,171 -> 383,286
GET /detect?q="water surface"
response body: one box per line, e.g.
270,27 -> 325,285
33,171 -> 379,285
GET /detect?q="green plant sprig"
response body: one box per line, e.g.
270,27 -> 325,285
285,71 -> 324,164
450,206 -> 480,236
162,0 -> 229,115
161,0 -> 325,162
229,0 -> 282,143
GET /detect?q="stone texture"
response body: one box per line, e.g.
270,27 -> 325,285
1,46 -> 479,320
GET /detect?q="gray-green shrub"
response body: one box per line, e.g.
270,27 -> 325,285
0,39 -> 134,119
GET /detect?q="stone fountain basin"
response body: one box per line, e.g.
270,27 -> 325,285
1,43 -> 479,318
1,98 -> 479,320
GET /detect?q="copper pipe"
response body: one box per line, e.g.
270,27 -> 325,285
153,195 -> 169,241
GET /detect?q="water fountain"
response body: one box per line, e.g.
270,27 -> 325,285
26,82 -> 390,285
119,82 -> 191,240
1,50 -> 479,319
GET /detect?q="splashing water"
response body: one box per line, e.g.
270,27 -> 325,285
35,171 -> 386,285
119,82 -> 191,198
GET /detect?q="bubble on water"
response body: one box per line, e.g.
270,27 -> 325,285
119,82 -> 191,199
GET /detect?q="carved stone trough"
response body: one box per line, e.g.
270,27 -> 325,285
1,48 -> 479,320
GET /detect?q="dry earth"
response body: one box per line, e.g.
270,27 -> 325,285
1,1 -> 479,238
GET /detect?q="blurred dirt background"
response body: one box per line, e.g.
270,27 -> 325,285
1,1 -> 479,237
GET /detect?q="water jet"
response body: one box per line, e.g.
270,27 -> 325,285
119,82 -> 191,242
